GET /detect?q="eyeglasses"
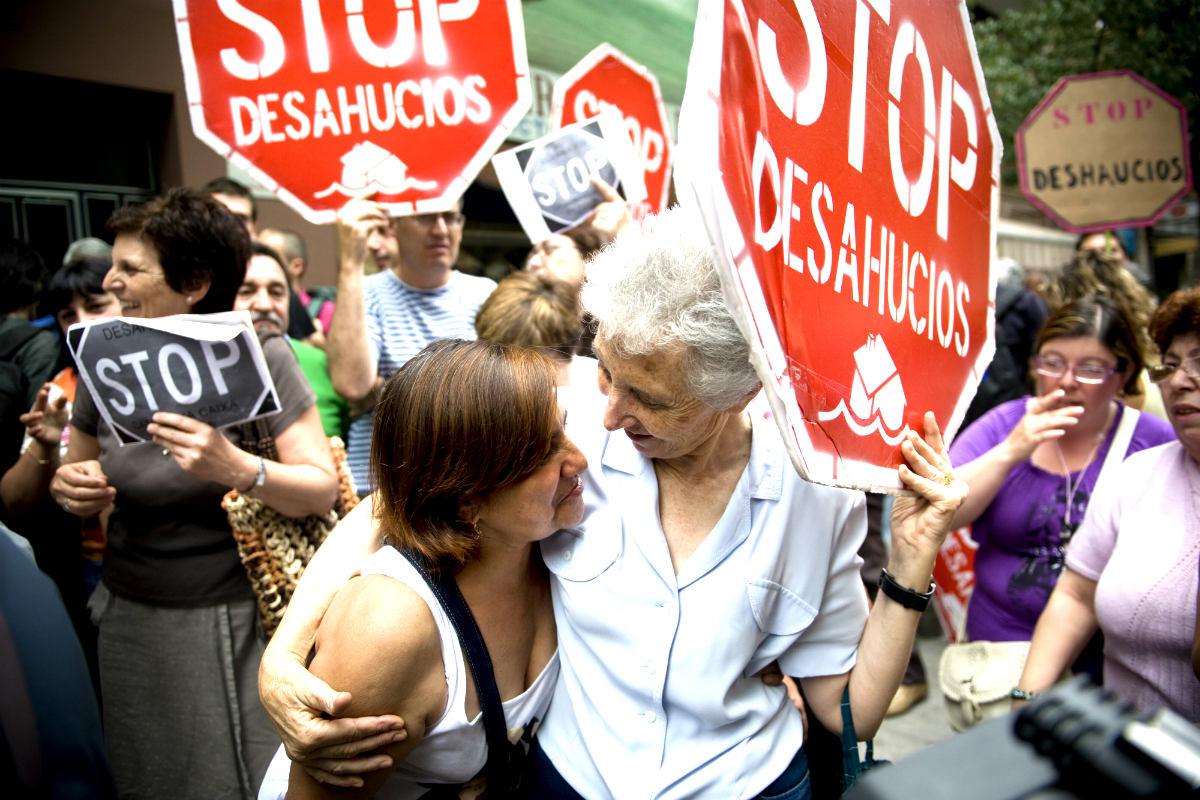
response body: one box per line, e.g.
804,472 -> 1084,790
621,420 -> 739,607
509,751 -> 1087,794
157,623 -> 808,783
1033,355 -> 1119,385
1148,356 -> 1200,384
409,211 -> 465,228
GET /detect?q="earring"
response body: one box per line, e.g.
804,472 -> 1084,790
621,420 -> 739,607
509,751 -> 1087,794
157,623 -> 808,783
471,520 -> 483,540
186,296 -> 193,304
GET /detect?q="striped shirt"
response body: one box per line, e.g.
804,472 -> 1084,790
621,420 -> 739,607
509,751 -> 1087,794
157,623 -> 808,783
346,269 -> 496,494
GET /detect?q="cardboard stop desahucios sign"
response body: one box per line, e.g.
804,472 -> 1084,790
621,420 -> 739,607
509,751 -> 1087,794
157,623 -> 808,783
173,0 -> 531,222
69,312 -> 280,446
678,0 -> 1001,491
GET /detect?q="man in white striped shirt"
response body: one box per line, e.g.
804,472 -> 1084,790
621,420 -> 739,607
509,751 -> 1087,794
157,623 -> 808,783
326,198 -> 496,495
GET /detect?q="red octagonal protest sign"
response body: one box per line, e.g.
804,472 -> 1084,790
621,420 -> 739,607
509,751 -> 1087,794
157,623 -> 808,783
174,0 -> 530,223
551,44 -> 673,216
679,0 -> 1000,490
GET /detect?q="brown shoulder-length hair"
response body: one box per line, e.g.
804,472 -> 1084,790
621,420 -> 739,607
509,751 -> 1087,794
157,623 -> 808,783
1035,295 -> 1143,395
371,339 -> 560,566
108,187 -> 250,314
1149,286 -> 1200,355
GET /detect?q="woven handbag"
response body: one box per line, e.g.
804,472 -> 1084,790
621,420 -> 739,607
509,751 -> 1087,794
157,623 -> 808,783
223,421 -> 359,636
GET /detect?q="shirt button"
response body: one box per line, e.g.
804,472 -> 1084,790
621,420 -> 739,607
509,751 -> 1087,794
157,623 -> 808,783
654,600 -> 665,608
562,549 -> 573,561
644,711 -> 657,723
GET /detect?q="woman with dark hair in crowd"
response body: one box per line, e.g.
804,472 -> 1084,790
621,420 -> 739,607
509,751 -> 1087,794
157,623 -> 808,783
948,296 -> 1175,658
1017,286 -> 1200,720
2,256 -> 120,519
259,338 -> 583,797
1,255 -> 121,689
49,188 -> 338,799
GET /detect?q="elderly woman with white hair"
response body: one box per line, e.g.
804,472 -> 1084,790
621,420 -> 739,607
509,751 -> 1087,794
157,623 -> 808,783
258,207 -> 966,800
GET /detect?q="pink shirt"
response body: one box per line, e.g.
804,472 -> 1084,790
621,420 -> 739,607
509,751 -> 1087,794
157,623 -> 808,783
1066,441 -> 1200,720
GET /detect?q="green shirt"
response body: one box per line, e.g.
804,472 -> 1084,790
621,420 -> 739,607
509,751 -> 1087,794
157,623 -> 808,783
289,338 -> 349,440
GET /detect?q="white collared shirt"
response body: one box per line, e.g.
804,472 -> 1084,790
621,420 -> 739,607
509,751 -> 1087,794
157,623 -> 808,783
539,406 -> 869,799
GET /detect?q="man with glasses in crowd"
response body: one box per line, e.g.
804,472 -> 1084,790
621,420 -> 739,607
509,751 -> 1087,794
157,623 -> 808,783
326,197 -> 495,495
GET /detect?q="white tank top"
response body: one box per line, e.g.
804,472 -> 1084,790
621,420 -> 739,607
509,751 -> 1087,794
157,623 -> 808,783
259,546 -> 559,799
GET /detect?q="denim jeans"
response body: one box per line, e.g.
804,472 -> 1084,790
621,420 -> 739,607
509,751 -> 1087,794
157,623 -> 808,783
528,739 -> 811,800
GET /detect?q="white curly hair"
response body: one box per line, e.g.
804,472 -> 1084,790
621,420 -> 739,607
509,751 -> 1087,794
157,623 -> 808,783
580,206 -> 759,409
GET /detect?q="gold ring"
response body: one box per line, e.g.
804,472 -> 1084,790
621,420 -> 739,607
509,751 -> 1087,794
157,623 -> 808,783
940,472 -> 954,487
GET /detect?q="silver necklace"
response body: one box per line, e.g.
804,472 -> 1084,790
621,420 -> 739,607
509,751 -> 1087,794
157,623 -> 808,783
1053,436 -> 1104,528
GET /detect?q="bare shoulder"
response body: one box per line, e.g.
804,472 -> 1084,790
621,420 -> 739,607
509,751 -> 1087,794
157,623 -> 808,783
313,573 -> 446,721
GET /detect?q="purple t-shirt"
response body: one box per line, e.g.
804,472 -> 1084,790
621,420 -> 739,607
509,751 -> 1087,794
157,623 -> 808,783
949,398 -> 1176,642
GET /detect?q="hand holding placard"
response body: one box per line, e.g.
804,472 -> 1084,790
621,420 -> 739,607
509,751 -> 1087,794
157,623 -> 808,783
336,197 -> 391,275
492,111 -> 646,243
69,312 -> 281,446
588,176 -> 632,244
147,411 -> 258,489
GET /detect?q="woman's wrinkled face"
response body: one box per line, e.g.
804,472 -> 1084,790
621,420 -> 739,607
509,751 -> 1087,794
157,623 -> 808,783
103,234 -> 195,319
525,235 -> 586,288
593,336 -> 731,461
1034,336 -> 1127,425
1158,332 -> 1200,462
56,291 -> 121,334
474,405 -> 588,543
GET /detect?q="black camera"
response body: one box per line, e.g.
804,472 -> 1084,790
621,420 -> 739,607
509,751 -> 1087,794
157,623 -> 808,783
847,677 -> 1200,799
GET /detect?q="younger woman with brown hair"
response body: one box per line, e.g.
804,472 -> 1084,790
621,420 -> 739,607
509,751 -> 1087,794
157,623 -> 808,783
260,338 -> 587,798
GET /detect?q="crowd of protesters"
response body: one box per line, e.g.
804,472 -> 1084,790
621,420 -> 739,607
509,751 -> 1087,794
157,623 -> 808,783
1,174 -> 1197,800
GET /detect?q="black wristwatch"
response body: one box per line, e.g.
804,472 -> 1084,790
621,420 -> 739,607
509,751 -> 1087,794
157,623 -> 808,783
878,569 -> 935,612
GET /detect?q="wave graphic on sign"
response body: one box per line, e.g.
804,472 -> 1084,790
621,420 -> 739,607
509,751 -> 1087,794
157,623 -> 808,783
314,141 -> 438,198
817,334 -> 912,445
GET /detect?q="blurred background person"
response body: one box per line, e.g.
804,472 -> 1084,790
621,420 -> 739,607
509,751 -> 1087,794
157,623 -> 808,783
202,175 -> 258,237
1,255 -> 120,687
326,197 -> 494,497
1043,247 -> 1162,416
0,239 -> 59,472
62,236 -> 113,268
49,188 -> 338,799
0,522 -> 116,798
1075,229 -> 1152,288
475,270 -> 596,389
1016,286 -> 1200,721
259,226 -> 336,346
235,242 -> 349,440
948,296 -> 1175,677
523,178 -> 630,359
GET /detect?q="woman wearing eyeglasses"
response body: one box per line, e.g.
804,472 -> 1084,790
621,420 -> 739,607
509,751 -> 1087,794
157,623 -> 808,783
1015,287 -> 1200,720
947,296 -> 1175,652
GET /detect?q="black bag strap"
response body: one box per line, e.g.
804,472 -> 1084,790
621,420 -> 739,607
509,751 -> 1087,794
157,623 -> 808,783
839,685 -> 888,796
401,550 -> 511,793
